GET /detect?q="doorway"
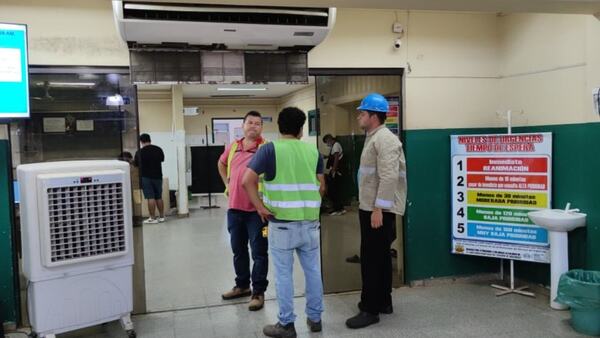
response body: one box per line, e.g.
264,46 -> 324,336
138,82 -> 316,312
310,68 -> 405,293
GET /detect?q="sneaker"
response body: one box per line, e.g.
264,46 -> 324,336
345,311 -> 380,329
221,286 -> 251,300
306,318 -> 322,332
329,209 -> 346,216
143,218 -> 158,224
157,217 -> 166,223
248,293 -> 264,311
263,322 -> 296,338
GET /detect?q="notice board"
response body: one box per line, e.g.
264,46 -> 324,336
450,133 -> 552,263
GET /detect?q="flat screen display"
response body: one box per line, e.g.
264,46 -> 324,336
0,23 -> 29,119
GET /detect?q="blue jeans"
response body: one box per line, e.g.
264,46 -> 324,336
269,220 -> 323,325
227,209 -> 269,294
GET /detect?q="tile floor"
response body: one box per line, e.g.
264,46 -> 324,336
48,282 -> 589,338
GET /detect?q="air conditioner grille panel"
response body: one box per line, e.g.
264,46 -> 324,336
47,183 -> 126,264
123,3 -> 330,27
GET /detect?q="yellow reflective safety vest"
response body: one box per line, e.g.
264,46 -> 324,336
225,137 -> 267,196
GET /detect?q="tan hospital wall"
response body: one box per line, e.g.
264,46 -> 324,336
183,99 -> 280,139
499,14 -> 600,126
2,0 -> 598,130
0,0 -> 129,66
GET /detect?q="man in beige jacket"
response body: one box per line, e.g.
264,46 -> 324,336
346,93 -> 407,329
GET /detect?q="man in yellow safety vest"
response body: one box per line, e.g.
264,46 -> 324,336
217,111 -> 269,311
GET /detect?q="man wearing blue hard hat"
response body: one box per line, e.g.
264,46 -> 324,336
346,93 -> 407,329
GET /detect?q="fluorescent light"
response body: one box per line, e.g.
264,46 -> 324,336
36,82 -> 96,87
217,87 -> 267,91
106,94 -> 124,106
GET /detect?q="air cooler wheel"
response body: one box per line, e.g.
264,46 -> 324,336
127,329 -> 137,338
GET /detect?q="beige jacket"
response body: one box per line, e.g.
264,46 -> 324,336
358,125 -> 407,215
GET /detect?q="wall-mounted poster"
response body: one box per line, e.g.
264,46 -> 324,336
385,96 -> 400,135
451,133 -> 552,264
212,118 -> 244,145
43,117 -> 66,133
76,120 -> 94,131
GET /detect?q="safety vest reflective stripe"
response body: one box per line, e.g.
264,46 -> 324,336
263,183 -> 320,191
262,196 -> 321,209
359,166 -> 376,175
375,198 -> 393,208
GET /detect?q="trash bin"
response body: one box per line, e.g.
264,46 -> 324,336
556,269 -> 600,336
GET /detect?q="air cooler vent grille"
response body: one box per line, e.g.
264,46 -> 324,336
47,183 -> 126,263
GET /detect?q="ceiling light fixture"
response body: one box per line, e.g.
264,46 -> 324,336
106,94 -> 124,106
217,87 -> 267,91
48,82 -> 96,87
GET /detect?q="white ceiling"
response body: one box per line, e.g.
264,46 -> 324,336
137,82 -> 312,99
130,0 -> 600,15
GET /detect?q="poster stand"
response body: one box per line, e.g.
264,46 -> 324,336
489,111 -> 535,298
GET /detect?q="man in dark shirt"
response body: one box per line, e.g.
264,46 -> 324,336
134,133 -> 165,224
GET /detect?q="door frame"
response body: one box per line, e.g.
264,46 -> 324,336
308,67 -> 406,286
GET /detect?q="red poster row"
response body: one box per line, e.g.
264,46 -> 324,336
467,157 -> 547,173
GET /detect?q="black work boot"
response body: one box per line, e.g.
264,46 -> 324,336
307,318 -> 322,332
345,311 -> 380,329
263,322 -> 297,338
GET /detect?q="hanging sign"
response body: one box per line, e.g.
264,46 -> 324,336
451,133 -> 552,263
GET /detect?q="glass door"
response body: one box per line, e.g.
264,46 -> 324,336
312,70 -> 404,293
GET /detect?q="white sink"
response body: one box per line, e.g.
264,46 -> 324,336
528,206 -> 587,310
528,209 -> 587,232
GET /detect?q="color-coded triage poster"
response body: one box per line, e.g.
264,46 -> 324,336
385,96 -> 400,135
451,133 -> 551,263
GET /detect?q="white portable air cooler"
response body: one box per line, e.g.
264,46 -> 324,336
17,160 -> 136,338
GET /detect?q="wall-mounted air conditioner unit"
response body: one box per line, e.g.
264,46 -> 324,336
112,1 -> 336,51
18,160 -> 136,338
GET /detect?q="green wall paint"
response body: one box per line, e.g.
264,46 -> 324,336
0,140 -> 19,324
404,122 -> 600,284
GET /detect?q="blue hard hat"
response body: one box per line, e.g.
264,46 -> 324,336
357,93 -> 388,113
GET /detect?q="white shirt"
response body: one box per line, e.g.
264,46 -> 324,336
330,142 -> 343,160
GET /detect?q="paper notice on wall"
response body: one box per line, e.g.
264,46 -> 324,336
43,117 -> 66,133
76,120 -> 94,131
0,48 -> 21,82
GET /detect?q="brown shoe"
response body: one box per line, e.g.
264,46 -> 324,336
248,293 -> 264,311
221,286 -> 251,300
